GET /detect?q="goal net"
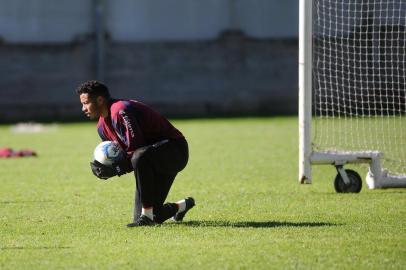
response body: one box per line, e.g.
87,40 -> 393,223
299,0 -> 406,189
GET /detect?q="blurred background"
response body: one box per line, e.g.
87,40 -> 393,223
0,0 -> 298,122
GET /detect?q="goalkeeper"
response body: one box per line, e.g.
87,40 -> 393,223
76,80 -> 195,227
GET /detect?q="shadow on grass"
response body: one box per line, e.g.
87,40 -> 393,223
0,200 -> 54,204
1,246 -> 71,250
178,220 -> 338,228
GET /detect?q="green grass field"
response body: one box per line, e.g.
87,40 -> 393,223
1,117 -> 405,269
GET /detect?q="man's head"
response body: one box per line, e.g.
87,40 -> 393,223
76,80 -> 111,119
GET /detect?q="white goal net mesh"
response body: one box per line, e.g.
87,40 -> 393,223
312,0 -> 406,175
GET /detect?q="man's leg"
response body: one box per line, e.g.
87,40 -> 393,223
133,186 -> 142,221
132,171 -> 179,224
153,172 -> 179,223
129,139 -> 189,225
127,162 -> 157,227
132,171 -> 177,223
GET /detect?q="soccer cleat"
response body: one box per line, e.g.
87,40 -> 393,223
127,215 -> 156,227
173,197 -> 195,222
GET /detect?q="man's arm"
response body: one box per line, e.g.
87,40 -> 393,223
90,105 -> 143,179
113,107 -> 145,154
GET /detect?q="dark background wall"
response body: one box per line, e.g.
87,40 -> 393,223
0,0 -> 299,122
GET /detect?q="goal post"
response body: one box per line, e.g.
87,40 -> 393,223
299,0 -> 313,184
299,0 -> 406,190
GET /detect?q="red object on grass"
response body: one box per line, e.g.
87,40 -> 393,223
0,147 -> 37,158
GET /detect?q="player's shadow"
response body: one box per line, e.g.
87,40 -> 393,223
179,220 -> 337,228
0,200 -> 54,204
1,246 -> 71,250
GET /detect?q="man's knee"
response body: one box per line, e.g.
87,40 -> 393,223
131,146 -> 152,169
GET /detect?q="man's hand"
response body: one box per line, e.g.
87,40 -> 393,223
90,160 -> 117,180
90,158 -> 133,180
112,158 -> 133,176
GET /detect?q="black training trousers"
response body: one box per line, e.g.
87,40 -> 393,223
130,138 -> 188,223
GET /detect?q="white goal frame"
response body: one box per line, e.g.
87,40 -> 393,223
298,0 -> 406,189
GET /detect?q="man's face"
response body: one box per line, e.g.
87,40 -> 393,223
79,93 -> 103,119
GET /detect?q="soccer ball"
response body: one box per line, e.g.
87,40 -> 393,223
93,141 -> 124,166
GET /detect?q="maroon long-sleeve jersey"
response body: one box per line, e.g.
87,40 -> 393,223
97,99 -> 184,157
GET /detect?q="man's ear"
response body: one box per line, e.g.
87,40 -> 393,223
96,96 -> 105,106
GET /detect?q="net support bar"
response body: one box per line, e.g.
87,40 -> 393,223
366,160 -> 406,189
311,151 -> 406,189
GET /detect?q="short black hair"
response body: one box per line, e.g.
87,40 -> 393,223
76,80 -> 110,99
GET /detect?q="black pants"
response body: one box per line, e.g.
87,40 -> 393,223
131,138 -> 188,223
